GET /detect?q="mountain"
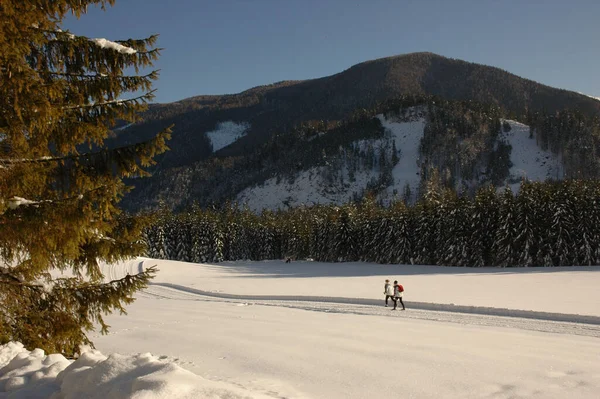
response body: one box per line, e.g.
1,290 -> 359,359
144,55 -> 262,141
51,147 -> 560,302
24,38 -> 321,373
116,52 -> 600,212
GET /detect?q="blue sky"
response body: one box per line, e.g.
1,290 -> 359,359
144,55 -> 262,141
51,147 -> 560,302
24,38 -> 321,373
65,0 -> 600,103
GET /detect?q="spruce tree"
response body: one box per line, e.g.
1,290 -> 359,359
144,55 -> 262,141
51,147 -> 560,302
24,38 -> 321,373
549,182 -> 575,265
572,180 -> 593,266
0,1 -> 171,355
470,186 -> 499,266
514,182 -> 537,267
371,214 -> 392,263
334,206 -> 357,262
175,214 -> 192,262
493,187 -> 519,267
442,193 -> 471,266
206,214 -> 224,262
387,201 -> 412,264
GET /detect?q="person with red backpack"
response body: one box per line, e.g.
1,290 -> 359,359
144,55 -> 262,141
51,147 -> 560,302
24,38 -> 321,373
392,280 -> 405,310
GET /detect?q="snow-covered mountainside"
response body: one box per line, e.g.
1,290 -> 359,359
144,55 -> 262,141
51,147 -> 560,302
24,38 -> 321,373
206,121 -> 249,152
236,113 -> 565,212
501,119 -> 562,192
236,111 -> 425,212
378,113 -> 424,202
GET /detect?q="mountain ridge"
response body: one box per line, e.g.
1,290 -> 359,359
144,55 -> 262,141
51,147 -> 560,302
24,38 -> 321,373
114,52 -> 600,211
151,52 -> 599,115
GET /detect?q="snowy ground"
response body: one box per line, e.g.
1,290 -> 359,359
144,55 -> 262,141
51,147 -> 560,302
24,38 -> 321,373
104,258 -> 600,317
3,259 -> 600,398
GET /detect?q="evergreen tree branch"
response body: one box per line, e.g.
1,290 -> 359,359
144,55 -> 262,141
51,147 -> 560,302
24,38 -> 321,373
1,185 -> 109,212
62,90 -> 156,110
36,29 -> 160,56
44,70 -> 158,81
0,125 -> 171,168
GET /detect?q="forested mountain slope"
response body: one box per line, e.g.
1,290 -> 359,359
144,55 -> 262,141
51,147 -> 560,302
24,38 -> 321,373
115,53 -> 600,211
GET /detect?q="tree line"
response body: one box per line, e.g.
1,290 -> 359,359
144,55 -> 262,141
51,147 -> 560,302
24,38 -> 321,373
145,179 -> 600,267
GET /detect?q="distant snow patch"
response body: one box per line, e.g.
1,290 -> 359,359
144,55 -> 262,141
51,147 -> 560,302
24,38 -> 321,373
206,121 -> 250,153
377,113 -> 425,203
501,120 -> 562,192
113,122 -> 133,131
236,111 -> 426,212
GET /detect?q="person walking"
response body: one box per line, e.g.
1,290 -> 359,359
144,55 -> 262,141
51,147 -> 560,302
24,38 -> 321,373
384,279 -> 394,307
392,280 -> 405,310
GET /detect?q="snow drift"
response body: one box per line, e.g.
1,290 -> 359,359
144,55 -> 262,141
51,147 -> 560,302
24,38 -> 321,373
0,342 -> 271,399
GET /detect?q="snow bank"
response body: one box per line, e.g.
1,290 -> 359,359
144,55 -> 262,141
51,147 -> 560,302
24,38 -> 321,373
206,121 -> 249,152
0,342 -> 270,399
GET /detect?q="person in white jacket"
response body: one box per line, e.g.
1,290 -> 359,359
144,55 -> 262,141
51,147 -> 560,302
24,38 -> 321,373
392,280 -> 405,310
384,279 -> 394,307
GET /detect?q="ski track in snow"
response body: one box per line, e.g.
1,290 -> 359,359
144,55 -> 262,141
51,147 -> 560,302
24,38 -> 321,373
138,284 -> 600,339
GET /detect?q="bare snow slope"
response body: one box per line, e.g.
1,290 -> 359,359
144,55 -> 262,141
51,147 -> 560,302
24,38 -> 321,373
206,121 -> 249,152
236,114 -> 425,211
501,120 -> 562,192
236,116 -> 568,212
378,113 -> 424,202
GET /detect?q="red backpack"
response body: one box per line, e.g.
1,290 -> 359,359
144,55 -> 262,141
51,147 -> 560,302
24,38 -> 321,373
398,284 -> 404,293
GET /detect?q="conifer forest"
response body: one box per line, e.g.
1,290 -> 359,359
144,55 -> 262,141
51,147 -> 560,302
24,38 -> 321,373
145,179 -> 600,267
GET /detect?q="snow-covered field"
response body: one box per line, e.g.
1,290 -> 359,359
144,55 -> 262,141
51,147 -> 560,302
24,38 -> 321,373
3,258 -> 600,398
206,121 -> 250,153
